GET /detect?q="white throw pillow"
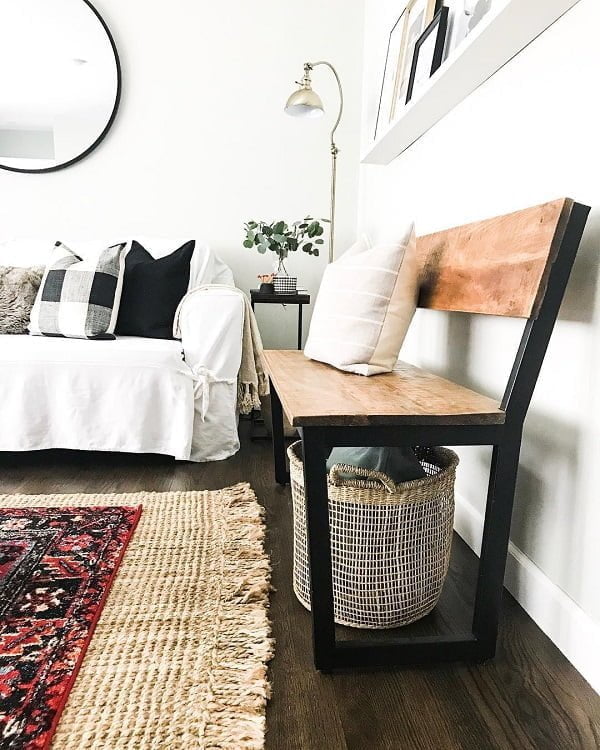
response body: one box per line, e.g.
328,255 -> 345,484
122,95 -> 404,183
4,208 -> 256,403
304,222 -> 418,375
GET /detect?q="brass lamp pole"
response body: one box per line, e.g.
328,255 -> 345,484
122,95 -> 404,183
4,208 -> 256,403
284,61 -> 343,263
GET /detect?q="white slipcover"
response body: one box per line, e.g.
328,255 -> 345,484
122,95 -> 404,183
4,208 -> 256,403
0,240 -> 243,461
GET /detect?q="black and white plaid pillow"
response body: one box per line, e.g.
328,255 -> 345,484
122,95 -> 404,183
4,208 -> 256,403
29,241 -> 127,339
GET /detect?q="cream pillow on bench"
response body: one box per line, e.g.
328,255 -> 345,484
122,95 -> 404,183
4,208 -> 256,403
304,222 -> 417,376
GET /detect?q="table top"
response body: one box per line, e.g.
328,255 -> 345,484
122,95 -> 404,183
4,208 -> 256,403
250,289 -> 310,304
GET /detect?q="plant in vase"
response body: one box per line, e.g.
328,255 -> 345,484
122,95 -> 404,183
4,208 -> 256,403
243,217 -> 327,279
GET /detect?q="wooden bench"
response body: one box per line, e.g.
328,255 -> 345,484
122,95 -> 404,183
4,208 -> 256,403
264,197 -> 590,672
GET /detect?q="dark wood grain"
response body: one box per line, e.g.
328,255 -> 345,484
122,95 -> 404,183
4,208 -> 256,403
1,426 -> 598,750
264,350 -> 505,427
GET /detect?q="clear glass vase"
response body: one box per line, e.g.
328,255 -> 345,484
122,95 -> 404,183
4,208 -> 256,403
275,256 -> 289,277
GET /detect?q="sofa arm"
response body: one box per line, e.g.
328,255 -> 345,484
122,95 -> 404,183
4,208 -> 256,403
174,285 -> 245,417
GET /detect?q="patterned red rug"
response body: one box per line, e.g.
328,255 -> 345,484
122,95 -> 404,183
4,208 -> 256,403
0,505 -> 142,750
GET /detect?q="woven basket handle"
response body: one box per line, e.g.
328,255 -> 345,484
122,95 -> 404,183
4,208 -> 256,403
329,463 -> 396,493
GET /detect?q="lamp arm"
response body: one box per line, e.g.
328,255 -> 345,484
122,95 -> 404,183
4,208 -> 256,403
305,60 -> 343,263
307,61 -> 344,154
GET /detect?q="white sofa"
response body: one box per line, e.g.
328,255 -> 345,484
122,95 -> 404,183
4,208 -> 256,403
0,238 -> 244,462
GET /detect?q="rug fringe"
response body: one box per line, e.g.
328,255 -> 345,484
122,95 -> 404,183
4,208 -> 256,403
2,484 -> 274,750
199,483 -> 274,749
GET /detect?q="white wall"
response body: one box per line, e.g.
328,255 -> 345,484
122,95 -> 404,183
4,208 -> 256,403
360,0 -> 600,690
0,0 -> 365,348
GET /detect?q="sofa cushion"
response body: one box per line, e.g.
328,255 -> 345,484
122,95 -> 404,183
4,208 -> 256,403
0,334 -> 195,460
304,222 -> 418,375
29,242 -> 127,340
116,240 -> 195,339
0,265 -> 44,334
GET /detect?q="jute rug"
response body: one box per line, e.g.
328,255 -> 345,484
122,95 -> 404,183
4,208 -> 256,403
0,484 -> 273,750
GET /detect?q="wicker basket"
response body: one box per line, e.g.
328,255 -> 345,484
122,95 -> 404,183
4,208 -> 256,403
288,441 -> 459,629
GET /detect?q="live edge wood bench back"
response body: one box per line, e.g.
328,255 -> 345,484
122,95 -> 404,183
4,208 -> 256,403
417,197 -> 575,318
264,198 -> 590,430
263,197 -> 590,671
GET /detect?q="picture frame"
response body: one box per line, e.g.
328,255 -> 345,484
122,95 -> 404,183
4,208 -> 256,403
443,0 -> 494,63
374,10 -> 408,140
374,0 -> 439,139
405,6 -> 449,104
390,0 -> 439,120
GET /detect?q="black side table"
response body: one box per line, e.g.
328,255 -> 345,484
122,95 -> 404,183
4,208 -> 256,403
250,290 -> 310,350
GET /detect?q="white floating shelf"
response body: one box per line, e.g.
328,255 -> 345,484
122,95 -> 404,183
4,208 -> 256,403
362,0 -> 582,166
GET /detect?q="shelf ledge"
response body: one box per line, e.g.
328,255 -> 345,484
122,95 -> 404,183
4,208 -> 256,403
361,0 -> 582,166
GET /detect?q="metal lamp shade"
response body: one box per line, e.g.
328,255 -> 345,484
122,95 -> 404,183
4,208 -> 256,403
284,87 -> 324,118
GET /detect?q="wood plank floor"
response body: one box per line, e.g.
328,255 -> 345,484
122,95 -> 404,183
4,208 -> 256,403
1,424 -> 598,750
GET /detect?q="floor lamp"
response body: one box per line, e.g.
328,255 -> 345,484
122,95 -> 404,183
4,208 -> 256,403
284,61 -> 343,264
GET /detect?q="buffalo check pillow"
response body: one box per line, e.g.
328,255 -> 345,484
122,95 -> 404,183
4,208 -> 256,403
29,241 -> 128,339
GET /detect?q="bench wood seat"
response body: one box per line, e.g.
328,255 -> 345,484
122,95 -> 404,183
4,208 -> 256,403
263,349 -> 505,427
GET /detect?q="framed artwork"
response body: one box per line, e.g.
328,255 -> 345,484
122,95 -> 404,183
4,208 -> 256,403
374,10 -> 408,140
374,0 -> 439,139
406,6 -> 449,103
444,0 -> 494,61
390,0 -> 439,120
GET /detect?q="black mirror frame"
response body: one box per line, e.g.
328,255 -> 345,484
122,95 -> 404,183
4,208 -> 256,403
0,0 -> 121,174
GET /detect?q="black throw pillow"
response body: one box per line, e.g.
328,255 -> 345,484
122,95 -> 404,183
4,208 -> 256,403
116,240 -> 195,339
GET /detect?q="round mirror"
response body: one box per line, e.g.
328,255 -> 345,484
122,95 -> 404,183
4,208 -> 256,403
0,0 -> 121,173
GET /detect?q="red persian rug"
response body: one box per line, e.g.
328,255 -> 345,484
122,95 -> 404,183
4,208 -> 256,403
0,505 -> 142,750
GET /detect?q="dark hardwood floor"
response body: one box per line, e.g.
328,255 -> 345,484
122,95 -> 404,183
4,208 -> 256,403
1,424 -> 598,750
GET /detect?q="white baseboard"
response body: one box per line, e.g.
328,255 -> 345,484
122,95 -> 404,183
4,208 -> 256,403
454,493 -> 600,695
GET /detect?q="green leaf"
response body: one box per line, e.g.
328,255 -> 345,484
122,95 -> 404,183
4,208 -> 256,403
315,238 -> 324,244
314,248 -> 320,257
243,239 -> 254,248
304,242 -> 313,253
273,234 -> 286,244
257,233 -> 266,245
315,225 -> 324,236
273,221 -> 286,235
257,243 -> 267,254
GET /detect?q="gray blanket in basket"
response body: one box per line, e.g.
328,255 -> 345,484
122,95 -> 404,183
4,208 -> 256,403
326,446 -> 426,484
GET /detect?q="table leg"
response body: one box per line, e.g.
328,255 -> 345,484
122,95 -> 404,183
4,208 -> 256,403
297,304 -> 303,350
270,379 -> 289,485
301,427 -> 336,672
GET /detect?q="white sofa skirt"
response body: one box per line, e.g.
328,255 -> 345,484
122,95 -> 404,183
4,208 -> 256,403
0,335 -> 239,461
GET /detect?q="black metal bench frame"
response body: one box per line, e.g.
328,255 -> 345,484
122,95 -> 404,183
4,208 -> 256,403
269,201 -> 590,672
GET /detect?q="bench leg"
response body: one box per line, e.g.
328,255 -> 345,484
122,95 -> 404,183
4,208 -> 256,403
472,433 -> 522,656
270,379 -> 289,486
301,428 -> 336,672
294,423 -> 521,671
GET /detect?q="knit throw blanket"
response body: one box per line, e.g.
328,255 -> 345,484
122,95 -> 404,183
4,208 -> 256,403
237,292 -> 270,414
